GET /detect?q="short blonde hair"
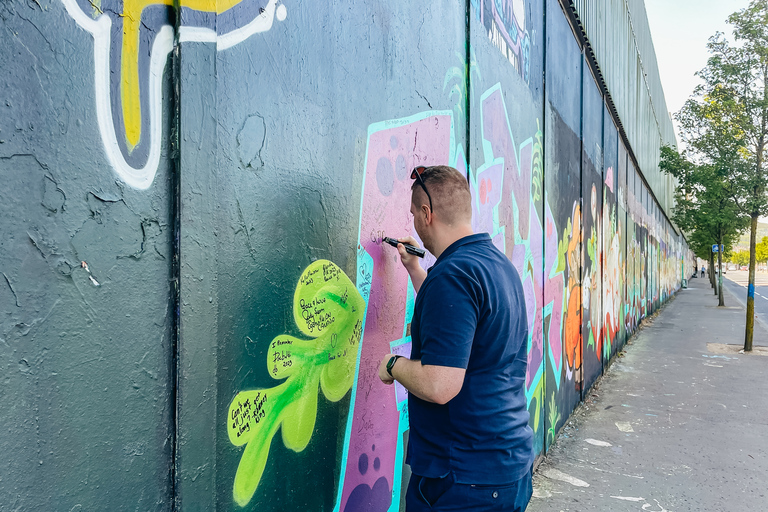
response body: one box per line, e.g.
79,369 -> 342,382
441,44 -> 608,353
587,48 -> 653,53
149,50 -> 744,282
412,165 -> 472,225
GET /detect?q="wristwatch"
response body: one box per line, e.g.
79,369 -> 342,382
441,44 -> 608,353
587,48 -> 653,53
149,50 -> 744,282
386,355 -> 402,377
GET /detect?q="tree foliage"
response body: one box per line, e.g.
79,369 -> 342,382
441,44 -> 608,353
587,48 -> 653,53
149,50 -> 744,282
669,1 -> 768,347
757,236 -> 768,263
659,146 -> 748,262
682,2 -> 768,220
729,249 -> 751,266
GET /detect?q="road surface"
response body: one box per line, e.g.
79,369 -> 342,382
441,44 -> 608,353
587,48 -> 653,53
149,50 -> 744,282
707,269 -> 768,334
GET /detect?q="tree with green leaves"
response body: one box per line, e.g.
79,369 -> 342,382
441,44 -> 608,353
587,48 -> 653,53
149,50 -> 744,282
675,0 -> 768,350
756,236 -> 768,267
730,249 -> 751,267
660,146 -> 749,306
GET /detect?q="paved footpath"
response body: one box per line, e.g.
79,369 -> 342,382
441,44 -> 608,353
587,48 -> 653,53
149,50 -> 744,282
527,276 -> 768,512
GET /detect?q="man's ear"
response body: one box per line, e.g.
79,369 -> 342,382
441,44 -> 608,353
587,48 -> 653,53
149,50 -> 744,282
422,204 -> 432,223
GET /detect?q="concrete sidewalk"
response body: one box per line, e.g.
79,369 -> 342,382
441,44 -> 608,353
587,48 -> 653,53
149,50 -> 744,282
527,277 -> 768,512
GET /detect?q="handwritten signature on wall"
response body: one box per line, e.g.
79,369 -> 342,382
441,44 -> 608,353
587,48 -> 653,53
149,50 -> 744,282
226,260 -> 365,507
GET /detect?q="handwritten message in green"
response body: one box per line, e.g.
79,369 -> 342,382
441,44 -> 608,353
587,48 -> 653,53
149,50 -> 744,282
227,260 -> 365,506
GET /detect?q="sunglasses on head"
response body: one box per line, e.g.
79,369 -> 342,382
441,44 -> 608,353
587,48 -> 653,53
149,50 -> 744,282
411,166 -> 434,212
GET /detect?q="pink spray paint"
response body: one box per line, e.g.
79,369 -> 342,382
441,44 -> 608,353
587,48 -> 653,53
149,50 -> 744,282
340,114 -> 453,512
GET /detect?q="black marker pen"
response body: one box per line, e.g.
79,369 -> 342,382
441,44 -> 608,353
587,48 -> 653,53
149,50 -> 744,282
382,237 -> 425,258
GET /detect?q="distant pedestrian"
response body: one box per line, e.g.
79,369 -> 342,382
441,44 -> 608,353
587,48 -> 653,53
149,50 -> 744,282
379,165 -> 533,512
701,266 -> 706,278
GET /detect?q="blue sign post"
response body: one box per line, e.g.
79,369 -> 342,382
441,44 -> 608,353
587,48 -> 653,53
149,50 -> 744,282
712,244 -> 724,297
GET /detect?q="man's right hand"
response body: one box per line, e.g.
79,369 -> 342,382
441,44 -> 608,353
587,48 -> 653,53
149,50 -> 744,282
393,236 -> 428,292
395,236 -> 421,268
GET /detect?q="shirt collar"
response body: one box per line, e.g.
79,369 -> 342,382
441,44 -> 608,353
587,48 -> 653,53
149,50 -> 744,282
430,233 -> 491,270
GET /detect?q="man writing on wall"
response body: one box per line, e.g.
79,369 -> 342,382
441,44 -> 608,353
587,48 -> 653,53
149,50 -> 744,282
378,165 -> 534,512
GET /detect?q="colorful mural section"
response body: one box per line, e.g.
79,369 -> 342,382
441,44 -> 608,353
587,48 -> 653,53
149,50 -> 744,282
603,105 -> 620,361
475,84 -> 545,453
581,63 -> 604,393
543,0 -> 583,448
616,138 -> 629,351
340,112 -> 455,512
227,260 -> 366,506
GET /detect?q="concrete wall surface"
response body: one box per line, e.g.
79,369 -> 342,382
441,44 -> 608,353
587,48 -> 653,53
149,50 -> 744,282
0,0 -> 693,510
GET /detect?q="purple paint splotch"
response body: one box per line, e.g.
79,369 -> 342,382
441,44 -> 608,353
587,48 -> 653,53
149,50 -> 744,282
344,477 -> 391,512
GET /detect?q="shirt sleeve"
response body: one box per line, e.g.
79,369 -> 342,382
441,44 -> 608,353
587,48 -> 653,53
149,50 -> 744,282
416,272 -> 479,369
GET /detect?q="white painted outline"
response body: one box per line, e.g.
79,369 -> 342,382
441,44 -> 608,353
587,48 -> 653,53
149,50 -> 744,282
61,0 -> 285,189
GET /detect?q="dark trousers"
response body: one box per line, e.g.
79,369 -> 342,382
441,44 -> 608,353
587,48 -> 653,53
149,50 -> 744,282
405,467 -> 533,512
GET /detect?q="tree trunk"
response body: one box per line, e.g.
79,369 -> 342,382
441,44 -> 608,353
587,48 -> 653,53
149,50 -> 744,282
717,242 -> 724,307
710,251 -> 717,294
745,214 -> 758,351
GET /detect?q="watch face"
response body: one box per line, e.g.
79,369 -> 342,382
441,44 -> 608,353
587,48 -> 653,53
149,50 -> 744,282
387,356 -> 397,369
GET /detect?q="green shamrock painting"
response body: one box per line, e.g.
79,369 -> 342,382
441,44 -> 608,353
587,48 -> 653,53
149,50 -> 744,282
227,260 -> 365,506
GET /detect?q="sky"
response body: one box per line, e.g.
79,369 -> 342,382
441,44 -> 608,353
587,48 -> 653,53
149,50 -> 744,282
645,0 -> 752,140
645,0 -> 765,227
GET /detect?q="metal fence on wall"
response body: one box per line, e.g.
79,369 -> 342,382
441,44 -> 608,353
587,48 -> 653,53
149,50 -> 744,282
570,0 -> 678,218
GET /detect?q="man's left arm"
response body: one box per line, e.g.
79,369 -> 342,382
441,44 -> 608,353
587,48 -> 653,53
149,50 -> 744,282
378,355 -> 465,405
378,273 -> 476,404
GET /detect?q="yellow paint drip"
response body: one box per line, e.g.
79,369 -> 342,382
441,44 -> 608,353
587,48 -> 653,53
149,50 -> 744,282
119,0 -> 246,150
182,0 -> 244,14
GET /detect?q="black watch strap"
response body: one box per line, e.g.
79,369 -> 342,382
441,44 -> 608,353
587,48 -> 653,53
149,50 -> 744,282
386,355 -> 402,377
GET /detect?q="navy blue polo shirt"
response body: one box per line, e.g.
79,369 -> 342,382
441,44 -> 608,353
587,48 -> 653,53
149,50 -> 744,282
406,233 -> 533,484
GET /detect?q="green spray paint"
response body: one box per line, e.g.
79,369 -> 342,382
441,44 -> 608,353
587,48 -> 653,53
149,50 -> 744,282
227,260 -> 365,507
546,391 -> 561,445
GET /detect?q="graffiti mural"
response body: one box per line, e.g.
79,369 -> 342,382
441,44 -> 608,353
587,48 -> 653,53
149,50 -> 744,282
602,113 -> 620,360
543,0 -> 584,446
338,77 -> 549,510
337,112 -> 455,512
543,107 -> 582,447
61,0 -> 287,189
472,0 -> 531,82
227,260 -> 366,506
602,172 -> 620,360
218,0 -> 684,508
581,67 -> 604,391
476,84 -> 545,445
5,0 -> 699,510
628,169 -> 650,330
616,140 -> 629,350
